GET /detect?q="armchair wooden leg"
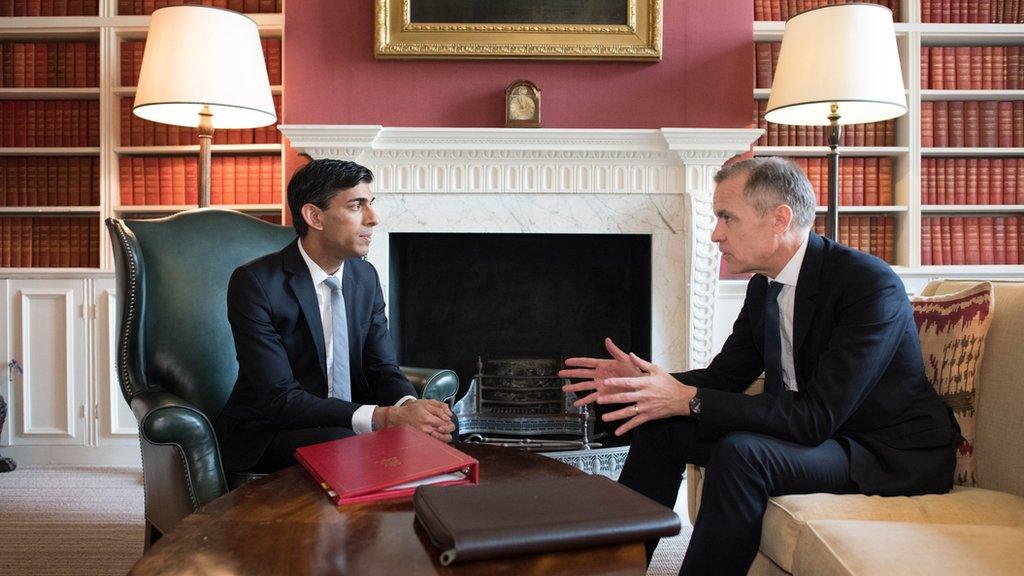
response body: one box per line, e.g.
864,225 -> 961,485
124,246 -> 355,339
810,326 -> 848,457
145,520 -> 163,550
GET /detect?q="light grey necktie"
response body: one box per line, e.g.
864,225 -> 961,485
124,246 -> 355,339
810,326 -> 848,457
322,276 -> 351,401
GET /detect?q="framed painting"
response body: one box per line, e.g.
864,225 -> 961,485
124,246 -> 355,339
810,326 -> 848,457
374,0 -> 662,61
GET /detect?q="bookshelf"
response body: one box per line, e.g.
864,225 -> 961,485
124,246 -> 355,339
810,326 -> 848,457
0,1 -> 286,466
0,0 -> 284,273
753,0 -> 1024,273
1,25 -> 102,270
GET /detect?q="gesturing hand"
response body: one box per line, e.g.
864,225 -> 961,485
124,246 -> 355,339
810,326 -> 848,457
595,353 -> 696,436
559,338 -> 643,407
560,339 -> 697,437
388,399 -> 455,443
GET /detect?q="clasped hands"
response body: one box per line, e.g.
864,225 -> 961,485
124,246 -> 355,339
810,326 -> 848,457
374,399 -> 455,443
559,338 -> 698,436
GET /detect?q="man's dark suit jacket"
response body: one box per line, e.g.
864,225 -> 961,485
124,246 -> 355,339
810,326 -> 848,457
216,239 -> 416,472
678,232 -> 957,496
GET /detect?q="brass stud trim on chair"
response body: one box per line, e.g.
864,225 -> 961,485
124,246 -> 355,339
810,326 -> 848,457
110,220 -> 140,403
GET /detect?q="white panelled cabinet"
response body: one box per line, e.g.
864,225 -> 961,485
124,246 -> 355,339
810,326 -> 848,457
1,274 -> 140,465
94,276 -> 137,447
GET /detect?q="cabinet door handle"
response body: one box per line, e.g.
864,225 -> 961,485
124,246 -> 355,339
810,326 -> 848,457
6,359 -> 22,376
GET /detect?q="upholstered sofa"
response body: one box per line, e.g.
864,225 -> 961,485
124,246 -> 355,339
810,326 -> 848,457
687,279 -> 1024,575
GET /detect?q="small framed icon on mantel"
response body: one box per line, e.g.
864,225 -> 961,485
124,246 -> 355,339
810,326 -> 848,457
505,80 -> 541,128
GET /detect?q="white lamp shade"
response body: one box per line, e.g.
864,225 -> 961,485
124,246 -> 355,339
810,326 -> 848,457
134,6 -> 276,129
765,4 -> 906,126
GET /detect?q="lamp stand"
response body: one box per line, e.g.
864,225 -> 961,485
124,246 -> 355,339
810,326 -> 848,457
826,103 -> 843,241
197,106 -> 214,208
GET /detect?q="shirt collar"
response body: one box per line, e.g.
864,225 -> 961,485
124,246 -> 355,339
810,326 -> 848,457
769,233 -> 809,287
297,237 -> 342,288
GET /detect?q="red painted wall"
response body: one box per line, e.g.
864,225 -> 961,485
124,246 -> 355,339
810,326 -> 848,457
283,1 -> 753,129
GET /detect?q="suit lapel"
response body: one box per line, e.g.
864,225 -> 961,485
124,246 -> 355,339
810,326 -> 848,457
342,261 -> 361,382
792,232 -> 824,363
283,240 -> 328,380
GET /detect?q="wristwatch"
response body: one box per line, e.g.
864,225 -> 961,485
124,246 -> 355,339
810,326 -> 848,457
688,388 -> 702,416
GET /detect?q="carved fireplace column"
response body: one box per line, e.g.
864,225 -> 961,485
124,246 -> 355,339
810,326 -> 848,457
661,129 -> 762,369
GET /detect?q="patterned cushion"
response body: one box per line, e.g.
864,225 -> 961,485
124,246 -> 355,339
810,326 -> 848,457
911,282 -> 994,487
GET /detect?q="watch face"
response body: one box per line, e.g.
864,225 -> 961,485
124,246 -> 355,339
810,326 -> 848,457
509,90 -> 535,120
505,82 -> 540,127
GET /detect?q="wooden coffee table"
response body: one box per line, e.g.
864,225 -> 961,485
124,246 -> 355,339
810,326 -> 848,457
130,443 -> 647,575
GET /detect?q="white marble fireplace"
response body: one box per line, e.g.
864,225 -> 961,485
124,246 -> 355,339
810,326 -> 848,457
279,126 -> 761,372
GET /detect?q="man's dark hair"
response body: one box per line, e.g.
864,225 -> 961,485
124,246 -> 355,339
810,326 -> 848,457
287,159 -> 374,237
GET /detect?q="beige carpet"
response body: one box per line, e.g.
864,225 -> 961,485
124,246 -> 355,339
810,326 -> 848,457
0,466 -> 691,575
0,466 -> 145,576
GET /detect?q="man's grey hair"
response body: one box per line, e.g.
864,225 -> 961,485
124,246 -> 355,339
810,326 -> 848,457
714,157 -> 817,230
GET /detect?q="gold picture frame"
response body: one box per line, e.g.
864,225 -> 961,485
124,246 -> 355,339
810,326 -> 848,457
374,0 -> 662,61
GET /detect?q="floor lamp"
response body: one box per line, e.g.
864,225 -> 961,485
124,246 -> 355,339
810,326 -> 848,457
133,5 -> 277,208
765,3 -> 906,241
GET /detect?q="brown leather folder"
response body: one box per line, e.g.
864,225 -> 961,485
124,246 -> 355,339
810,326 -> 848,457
414,474 -> 681,565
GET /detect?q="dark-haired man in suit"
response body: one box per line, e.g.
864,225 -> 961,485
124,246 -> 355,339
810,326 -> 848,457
562,157 -> 958,575
216,159 -> 454,474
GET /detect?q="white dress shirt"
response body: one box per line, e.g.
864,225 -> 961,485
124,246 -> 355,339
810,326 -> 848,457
297,239 -> 413,434
766,234 -> 810,392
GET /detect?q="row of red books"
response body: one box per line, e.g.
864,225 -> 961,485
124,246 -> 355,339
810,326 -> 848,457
0,41 -> 99,88
120,211 -> 282,226
786,157 -> 895,206
0,0 -> 98,16
921,46 -> 1024,90
118,155 -> 282,206
120,37 -> 281,87
813,215 -> 896,264
921,157 -> 1024,205
0,156 -> 99,207
119,96 -> 281,146
757,42 -> 1024,91
921,216 -> 1022,265
922,0 -> 1024,22
754,1 -> 901,22
0,216 -> 98,268
920,101 -> 1024,148
0,100 -> 99,147
754,100 -> 897,147
116,0 -> 280,15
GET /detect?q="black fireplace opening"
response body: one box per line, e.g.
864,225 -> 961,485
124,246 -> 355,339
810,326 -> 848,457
388,233 -> 652,439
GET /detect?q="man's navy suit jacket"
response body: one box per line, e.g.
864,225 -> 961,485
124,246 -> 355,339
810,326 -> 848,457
216,239 -> 415,472
678,232 -> 957,496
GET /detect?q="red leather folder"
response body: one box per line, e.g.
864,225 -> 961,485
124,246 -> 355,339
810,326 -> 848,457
295,425 -> 479,505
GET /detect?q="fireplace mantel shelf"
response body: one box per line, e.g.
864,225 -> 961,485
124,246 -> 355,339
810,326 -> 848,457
280,125 -> 762,156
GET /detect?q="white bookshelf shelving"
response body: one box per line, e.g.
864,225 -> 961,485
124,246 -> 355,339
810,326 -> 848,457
754,2 -> 1024,272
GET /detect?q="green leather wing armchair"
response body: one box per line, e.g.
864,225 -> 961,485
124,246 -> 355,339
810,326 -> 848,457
106,209 -> 458,548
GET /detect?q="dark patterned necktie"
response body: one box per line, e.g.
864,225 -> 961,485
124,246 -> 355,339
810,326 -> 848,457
763,281 -> 785,396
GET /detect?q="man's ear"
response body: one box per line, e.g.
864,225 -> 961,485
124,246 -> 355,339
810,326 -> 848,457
301,203 -> 324,232
773,204 -> 794,234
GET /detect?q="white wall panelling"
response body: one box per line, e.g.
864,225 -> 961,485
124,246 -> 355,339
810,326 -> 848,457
9,280 -> 86,444
1,275 -> 139,465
